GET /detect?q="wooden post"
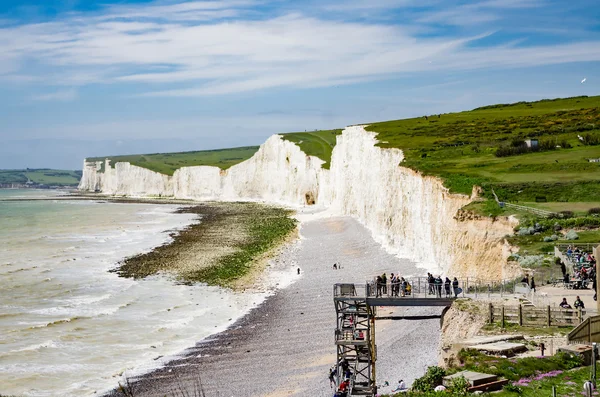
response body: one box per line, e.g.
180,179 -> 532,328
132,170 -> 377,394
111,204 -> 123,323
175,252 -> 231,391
547,305 -> 551,327
489,303 -> 494,324
501,306 -> 505,328
518,304 -> 523,326
578,308 -> 583,324
596,245 -> 600,315
590,318 -> 593,343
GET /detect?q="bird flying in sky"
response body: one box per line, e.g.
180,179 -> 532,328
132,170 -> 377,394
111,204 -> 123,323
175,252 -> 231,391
581,78 -> 587,83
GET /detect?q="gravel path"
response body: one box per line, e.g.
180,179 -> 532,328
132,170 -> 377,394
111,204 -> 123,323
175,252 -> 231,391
114,216 -> 443,397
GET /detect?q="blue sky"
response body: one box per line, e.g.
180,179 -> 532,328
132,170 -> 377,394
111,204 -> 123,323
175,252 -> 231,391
0,0 -> 599,169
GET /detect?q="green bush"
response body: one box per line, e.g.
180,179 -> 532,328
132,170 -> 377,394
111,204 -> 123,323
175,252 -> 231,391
503,383 -> 523,394
448,376 -> 470,396
412,366 -> 446,392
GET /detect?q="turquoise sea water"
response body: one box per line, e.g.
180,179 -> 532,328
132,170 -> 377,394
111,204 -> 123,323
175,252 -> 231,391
0,190 -> 264,396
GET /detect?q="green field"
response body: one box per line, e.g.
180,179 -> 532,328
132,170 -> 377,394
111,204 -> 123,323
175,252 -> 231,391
279,129 -> 343,169
0,169 -> 82,186
364,95 -> 600,198
87,146 -> 260,176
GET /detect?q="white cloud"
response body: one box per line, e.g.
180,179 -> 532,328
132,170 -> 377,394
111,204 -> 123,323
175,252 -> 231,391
0,0 -> 598,97
32,88 -> 78,101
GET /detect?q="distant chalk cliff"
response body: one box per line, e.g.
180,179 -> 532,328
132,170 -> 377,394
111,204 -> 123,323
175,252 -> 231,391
80,126 -> 518,279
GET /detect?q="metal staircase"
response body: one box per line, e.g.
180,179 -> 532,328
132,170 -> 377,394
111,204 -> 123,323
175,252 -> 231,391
333,284 -> 377,396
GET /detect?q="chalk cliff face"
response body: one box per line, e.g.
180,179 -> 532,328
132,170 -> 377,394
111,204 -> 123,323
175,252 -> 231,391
79,127 -> 518,279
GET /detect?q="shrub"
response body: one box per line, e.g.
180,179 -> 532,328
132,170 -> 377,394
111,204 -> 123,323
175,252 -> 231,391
581,132 -> 600,145
588,207 -> 600,215
559,210 -> 575,219
448,375 -> 470,396
518,255 -> 545,267
412,366 -> 446,392
565,230 -> 579,240
518,227 -> 534,236
504,384 -> 523,394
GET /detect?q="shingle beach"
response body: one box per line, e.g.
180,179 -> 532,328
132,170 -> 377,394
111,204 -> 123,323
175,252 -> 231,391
110,216 -> 443,397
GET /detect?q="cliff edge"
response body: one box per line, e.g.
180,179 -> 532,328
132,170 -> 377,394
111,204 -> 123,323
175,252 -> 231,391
79,126 -> 519,279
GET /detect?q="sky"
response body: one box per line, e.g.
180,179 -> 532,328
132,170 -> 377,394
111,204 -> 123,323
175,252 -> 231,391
0,0 -> 599,169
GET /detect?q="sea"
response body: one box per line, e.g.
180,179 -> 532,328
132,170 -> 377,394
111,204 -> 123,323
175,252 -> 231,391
0,190 -> 269,397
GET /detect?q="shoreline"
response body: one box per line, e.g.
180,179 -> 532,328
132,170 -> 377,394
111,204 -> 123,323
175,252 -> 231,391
113,201 -> 297,288
105,216 -> 442,397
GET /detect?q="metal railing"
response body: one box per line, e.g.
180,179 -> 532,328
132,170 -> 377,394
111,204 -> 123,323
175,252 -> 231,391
335,277 -> 536,301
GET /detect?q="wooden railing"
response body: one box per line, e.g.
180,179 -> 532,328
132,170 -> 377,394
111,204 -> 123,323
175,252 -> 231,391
489,303 -> 584,327
568,315 -> 600,344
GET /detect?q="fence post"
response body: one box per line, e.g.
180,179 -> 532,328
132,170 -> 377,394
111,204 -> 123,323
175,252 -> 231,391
518,304 -> 523,326
547,305 -> 551,327
489,303 -> 494,324
501,306 -> 505,328
579,308 -> 583,324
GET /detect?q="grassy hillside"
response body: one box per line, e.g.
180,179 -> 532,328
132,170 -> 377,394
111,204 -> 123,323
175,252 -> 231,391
279,129 -> 343,169
86,96 -> 600,204
365,95 -> 600,200
87,146 -> 260,176
0,169 -> 82,186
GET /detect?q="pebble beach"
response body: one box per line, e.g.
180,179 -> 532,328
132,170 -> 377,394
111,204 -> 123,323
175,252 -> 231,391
111,215 -> 443,397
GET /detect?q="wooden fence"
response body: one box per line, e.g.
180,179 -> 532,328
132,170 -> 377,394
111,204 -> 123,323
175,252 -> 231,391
489,304 -> 583,327
568,315 -> 600,344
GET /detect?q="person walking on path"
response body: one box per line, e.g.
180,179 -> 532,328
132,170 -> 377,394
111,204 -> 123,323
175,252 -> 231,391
530,276 -> 536,293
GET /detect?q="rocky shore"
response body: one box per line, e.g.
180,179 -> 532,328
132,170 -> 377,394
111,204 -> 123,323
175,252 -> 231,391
107,216 -> 443,397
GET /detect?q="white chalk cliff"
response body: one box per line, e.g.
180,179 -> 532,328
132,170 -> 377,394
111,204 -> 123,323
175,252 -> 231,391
79,126 -> 518,279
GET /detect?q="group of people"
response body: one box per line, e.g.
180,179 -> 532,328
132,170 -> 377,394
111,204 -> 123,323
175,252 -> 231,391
329,359 -> 352,397
427,273 -> 461,298
566,246 -> 597,266
559,296 -> 585,310
372,273 -> 461,298
561,246 -> 597,293
521,274 -> 536,292
375,273 -> 412,297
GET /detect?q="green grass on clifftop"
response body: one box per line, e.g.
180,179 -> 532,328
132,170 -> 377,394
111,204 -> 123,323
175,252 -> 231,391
0,169 -> 81,186
366,95 -> 600,197
87,146 -> 259,176
279,129 -> 343,169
